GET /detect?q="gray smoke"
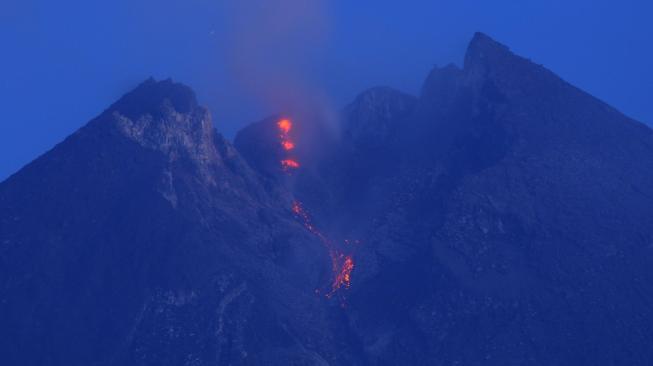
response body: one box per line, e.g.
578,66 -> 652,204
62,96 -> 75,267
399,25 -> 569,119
222,0 -> 338,131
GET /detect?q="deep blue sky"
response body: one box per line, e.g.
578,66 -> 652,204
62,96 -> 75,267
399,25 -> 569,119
1,0 -> 651,180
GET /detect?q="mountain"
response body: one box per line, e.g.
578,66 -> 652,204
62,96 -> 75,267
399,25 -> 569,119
0,79 -> 359,365
2,33 -> 653,365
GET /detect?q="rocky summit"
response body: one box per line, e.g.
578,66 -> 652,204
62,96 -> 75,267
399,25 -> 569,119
2,33 -> 653,365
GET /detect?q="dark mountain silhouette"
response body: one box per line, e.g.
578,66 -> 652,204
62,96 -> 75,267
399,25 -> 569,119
2,33 -> 653,365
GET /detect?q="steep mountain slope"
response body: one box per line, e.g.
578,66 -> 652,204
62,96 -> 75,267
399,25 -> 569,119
346,34 -> 653,365
236,33 -> 653,365
0,79 -> 359,366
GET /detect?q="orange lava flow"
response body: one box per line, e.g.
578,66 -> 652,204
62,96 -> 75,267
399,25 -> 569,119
291,200 -> 327,241
332,255 -> 354,291
291,200 -> 356,301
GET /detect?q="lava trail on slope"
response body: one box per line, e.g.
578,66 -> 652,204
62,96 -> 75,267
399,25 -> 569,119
277,118 -> 300,171
276,118 -> 356,303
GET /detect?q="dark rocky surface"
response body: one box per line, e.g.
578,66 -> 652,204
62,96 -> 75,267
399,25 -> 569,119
2,33 -> 653,365
333,33 -> 653,365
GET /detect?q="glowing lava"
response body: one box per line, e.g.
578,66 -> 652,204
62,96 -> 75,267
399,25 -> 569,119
277,118 -> 298,171
281,159 -> 300,170
291,200 -> 327,242
333,255 -> 354,291
278,118 -> 356,303
282,141 -> 295,151
291,200 -> 356,301
277,118 -> 292,134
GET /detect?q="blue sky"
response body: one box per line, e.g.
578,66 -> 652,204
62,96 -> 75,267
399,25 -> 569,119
1,0 -> 651,180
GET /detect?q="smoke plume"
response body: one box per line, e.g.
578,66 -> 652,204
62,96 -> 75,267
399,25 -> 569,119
222,0 -> 336,128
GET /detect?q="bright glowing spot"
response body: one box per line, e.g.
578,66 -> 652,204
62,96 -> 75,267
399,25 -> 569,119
282,141 -> 295,150
277,118 -> 292,134
281,159 -> 300,169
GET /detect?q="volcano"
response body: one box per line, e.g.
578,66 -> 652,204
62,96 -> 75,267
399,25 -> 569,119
2,33 -> 653,365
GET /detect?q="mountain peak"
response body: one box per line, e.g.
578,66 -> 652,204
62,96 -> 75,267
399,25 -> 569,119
90,78 -> 218,163
108,78 -> 199,121
345,86 -> 416,126
464,32 -> 512,72
469,32 -> 506,49
343,86 -> 417,147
